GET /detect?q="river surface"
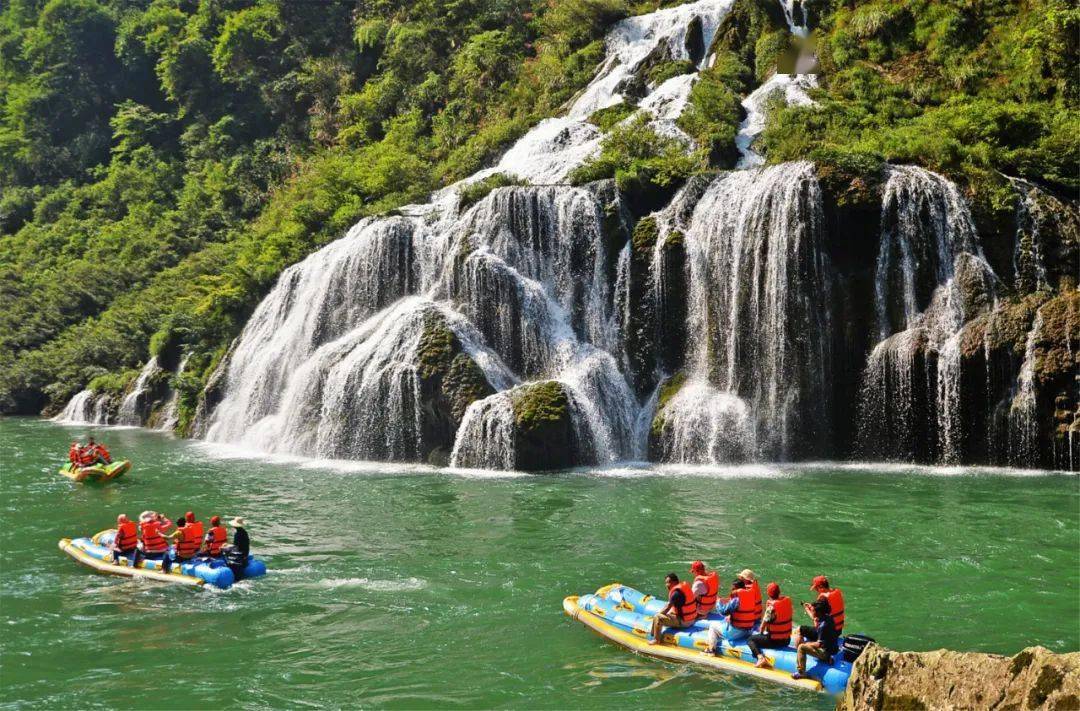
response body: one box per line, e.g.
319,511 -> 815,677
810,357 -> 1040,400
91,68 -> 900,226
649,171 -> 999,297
1,418 -> 1077,709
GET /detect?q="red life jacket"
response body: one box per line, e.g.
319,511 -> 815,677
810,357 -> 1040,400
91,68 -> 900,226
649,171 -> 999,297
176,526 -> 200,559
748,579 -> 763,620
695,571 -> 719,615
68,444 -> 79,464
820,588 -> 845,631
116,521 -> 138,551
189,520 -> 204,541
94,444 -> 111,463
729,587 -> 759,629
141,520 -> 168,553
669,581 -> 697,621
205,526 -> 227,556
78,447 -> 95,466
767,596 -> 794,641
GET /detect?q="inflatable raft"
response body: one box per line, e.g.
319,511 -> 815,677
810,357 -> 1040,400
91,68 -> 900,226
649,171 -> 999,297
564,584 -> 853,695
59,530 -> 267,590
59,460 -> 131,483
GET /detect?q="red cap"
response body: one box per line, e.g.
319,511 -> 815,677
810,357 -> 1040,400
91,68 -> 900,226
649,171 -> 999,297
766,582 -> 780,599
811,575 -> 829,590
211,515 -> 220,525
690,560 -> 706,575
185,511 -> 195,522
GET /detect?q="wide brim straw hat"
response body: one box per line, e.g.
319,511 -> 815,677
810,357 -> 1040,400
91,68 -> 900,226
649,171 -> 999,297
737,569 -> 757,582
230,517 -> 246,527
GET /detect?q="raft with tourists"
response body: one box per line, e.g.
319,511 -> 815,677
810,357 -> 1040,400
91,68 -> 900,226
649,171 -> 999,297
58,460 -> 131,483
59,529 -> 266,590
565,583 -> 866,695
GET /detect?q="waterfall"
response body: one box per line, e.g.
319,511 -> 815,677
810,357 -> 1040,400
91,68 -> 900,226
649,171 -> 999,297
652,378 -> 755,463
54,390 -> 96,424
157,353 -> 191,431
651,161 -> 833,460
778,0 -> 809,37
116,357 -> 161,426
1009,309 -> 1043,466
735,74 -> 817,168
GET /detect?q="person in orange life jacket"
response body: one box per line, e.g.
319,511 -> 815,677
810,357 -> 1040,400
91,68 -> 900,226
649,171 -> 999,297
747,582 -> 795,668
85,437 -> 109,465
163,515 -> 200,572
804,575 -> 845,635
184,511 -> 204,542
202,516 -> 227,556
138,511 -> 172,571
706,578 -> 759,652
737,568 -> 764,626
690,561 -> 720,619
792,597 -> 839,680
111,514 -> 141,567
68,442 -> 80,465
648,573 -> 698,645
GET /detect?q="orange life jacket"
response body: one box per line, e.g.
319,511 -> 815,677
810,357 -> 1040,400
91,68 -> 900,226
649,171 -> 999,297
819,588 -> 845,631
68,444 -> 79,464
767,596 -> 794,641
669,581 -> 697,621
78,447 -> 95,466
141,520 -> 168,553
205,525 -> 227,556
695,571 -> 719,615
94,444 -> 111,463
176,526 -> 200,559
729,587 -> 759,629
116,521 -> 138,551
189,520 -> 204,541
748,579 -> 763,620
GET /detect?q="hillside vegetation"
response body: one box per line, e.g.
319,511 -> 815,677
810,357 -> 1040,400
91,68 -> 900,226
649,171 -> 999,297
0,0 -> 1076,423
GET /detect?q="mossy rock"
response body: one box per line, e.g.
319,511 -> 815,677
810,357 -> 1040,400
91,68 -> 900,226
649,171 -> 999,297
587,102 -> 637,132
646,60 -> 696,87
650,371 -> 688,438
443,353 -> 494,422
630,216 -> 659,257
457,173 -> 526,213
510,381 -> 580,471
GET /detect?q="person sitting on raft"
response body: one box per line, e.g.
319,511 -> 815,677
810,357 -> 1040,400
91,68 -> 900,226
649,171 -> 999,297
68,441 -> 80,466
706,578 -> 759,652
184,511 -> 204,543
138,511 -> 171,570
111,514 -> 141,567
690,561 -> 719,619
805,575 -> 845,634
648,573 -> 697,645
747,582 -> 794,668
163,515 -> 201,570
737,568 -> 763,627
792,598 -> 839,680
230,517 -> 249,561
202,516 -> 227,557
85,437 -> 111,465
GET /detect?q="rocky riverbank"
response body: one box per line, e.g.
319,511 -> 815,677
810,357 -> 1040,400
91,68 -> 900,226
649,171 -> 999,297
839,645 -> 1080,710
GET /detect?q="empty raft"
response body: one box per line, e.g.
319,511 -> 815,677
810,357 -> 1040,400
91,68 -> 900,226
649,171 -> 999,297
564,584 -> 854,694
59,530 -> 267,590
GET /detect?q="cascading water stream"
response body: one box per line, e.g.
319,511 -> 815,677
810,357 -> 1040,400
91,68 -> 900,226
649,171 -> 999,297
1009,309 -> 1044,466
116,357 -> 162,426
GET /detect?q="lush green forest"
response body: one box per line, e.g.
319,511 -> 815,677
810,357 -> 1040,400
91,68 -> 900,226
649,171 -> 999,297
1,0 -> 1076,426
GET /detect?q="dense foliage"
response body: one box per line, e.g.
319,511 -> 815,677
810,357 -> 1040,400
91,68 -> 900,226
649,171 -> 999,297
1,0 -> 1076,422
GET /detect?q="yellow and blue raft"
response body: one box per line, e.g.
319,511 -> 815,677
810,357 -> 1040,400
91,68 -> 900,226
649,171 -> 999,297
59,529 -> 267,590
564,584 -> 854,695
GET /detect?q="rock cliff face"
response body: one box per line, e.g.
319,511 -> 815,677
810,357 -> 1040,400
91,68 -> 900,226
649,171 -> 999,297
839,645 -> 1080,711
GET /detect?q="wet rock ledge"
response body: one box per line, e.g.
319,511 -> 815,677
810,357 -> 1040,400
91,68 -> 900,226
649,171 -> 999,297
839,645 -> 1079,710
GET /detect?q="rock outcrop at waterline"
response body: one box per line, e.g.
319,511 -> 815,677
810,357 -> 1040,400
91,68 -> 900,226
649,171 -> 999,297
838,645 -> 1080,711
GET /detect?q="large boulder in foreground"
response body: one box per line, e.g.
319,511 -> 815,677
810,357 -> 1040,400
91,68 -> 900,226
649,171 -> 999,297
839,645 -> 1080,711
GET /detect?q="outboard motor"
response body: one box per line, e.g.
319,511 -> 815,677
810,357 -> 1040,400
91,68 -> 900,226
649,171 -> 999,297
842,634 -> 876,662
223,545 -> 249,579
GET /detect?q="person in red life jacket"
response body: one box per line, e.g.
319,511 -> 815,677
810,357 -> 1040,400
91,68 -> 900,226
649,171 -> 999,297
85,437 -> 109,465
203,516 -> 227,557
737,568 -> 764,627
164,515 -> 201,568
648,573 -> 698,645
689,561 -> 719,619
93,441 -> 111,464
139,511 -> 172,572
706,577 -> 759,652
111,514 -> 141,567
804,575 -> 845,634
68,442 -> 80,465
76,442 -> 96,467
185,511 -> 204,542
746,582 -> 795,668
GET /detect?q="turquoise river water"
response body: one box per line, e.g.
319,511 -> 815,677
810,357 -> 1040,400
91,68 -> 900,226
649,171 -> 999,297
1,418 -> 1077,708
